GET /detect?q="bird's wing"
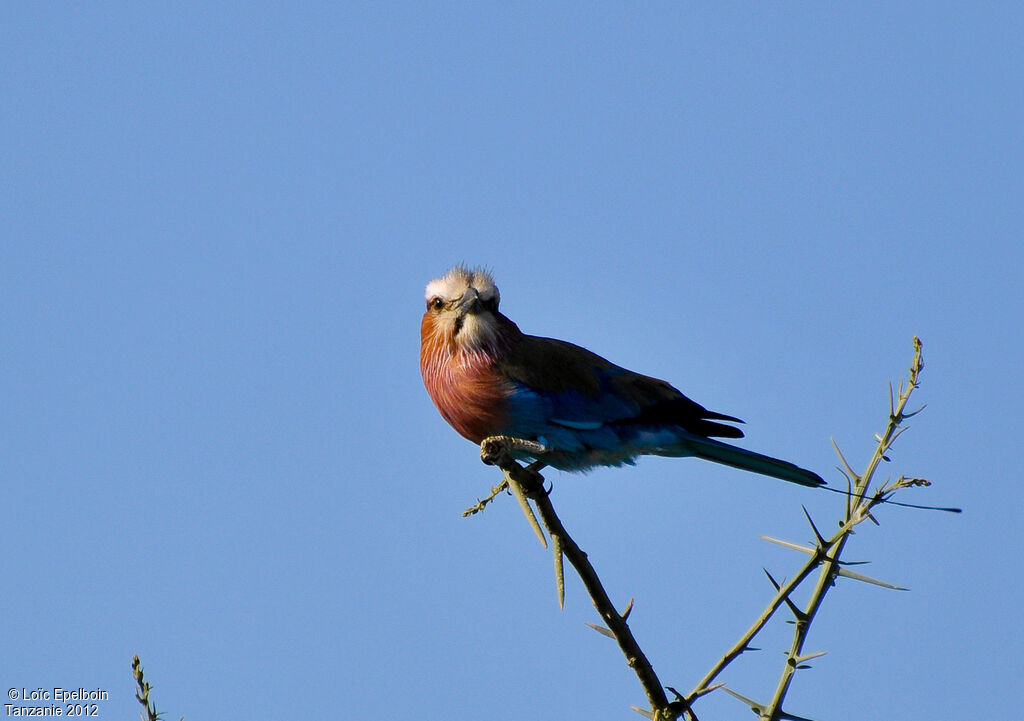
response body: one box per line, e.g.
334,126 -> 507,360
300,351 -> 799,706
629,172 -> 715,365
498,334 -> 744,439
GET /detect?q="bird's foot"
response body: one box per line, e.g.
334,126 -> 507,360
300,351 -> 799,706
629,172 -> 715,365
480,435 -> 547,465
480,436 -> 548,492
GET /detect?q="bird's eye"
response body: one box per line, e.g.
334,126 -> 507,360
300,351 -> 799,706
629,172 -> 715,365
428,296 -> 445,311
481,296 -> 498,312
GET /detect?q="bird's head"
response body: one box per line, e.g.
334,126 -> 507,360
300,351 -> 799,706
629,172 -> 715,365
422,265 -> 506,356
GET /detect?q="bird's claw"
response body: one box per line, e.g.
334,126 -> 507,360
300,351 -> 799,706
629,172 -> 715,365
480,437 -> 549,497
524,461 -> 551,496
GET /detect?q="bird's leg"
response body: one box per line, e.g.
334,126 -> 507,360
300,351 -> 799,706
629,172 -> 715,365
479,436 -> 548,494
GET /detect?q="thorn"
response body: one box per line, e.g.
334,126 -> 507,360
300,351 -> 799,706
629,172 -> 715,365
903,403 -> 927,418
764,569 -> 806,621
630,707 -> 655,719
585,622 -> 615,639
689,683 -> 725,700
793,650 -> 828,664
777,709 -> 821,721
621,598 -> 635,621
830,438 -> 858,480
553,534 -> 565,609
889,426 -> 911,444
836,567 -> 908,591
802,506 -> 827,549
760,536 -> 815,555
719,686 -> 765,714
504,471 -> 547,548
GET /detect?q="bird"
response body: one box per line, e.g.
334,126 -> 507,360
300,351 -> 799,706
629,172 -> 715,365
420,265 -> 824,487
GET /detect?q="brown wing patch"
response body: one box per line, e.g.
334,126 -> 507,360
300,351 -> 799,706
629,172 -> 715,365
499,335 -> 612,396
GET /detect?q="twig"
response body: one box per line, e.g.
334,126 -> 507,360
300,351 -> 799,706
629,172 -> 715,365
132,655 -> 161,721
688,552 -> 821,698
689,337 -> 939,720
480,436 -> 675,720
468,338 -> 944,721
461,479 -> 509,517
761,337 -> 928,719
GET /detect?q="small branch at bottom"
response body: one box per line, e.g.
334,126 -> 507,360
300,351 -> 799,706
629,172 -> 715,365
478,436 -> 676,719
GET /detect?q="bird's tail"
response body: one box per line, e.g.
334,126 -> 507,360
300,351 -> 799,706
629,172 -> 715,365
674,437 -> 825,487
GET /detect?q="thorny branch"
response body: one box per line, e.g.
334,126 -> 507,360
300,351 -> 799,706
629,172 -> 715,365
467,338 -> 952,721
478,436 -> 673,718
764,337 -> 928,718
132,655 -> 164,721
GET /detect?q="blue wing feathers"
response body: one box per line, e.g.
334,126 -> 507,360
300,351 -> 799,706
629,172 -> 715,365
499,333 -> 745,445
495,333 -> 821,485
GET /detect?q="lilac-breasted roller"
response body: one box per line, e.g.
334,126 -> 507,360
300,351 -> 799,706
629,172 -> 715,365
420,265 -> 824,487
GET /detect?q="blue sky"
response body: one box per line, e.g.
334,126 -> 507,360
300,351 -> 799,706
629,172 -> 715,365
2,3 -> 1021,719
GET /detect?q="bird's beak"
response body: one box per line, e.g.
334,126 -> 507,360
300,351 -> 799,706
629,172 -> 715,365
455,287 -> 481,316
